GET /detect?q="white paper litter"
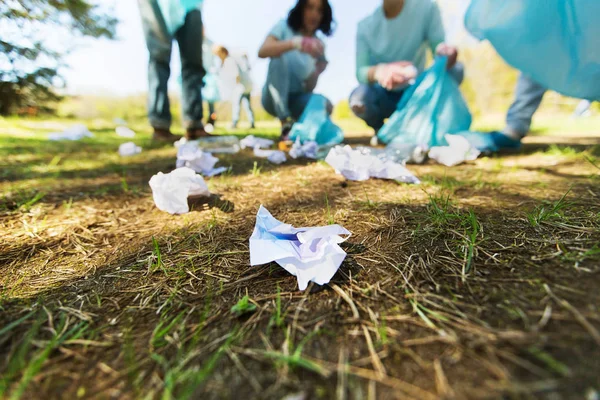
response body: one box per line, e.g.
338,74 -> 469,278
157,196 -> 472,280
325,145 -> 420,184
116,126 -> 136,138
254,148 -> 287,165
289,139 -> 319,159
249,205 -> 352,290
48,124 -> 94,141
119,142 -> 142,157
149,167 -> 210,215
176,142 -> 227,176
174,136 -> 241,154
429,134 -> 481,167
240,135 -> 274,150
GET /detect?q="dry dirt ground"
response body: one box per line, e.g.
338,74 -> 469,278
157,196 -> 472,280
1,118 -> 599,399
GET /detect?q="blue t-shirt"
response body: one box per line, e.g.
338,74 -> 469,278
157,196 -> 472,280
356,0 -> 446,85
268,19 -> 324,93
158,0 -> 203,35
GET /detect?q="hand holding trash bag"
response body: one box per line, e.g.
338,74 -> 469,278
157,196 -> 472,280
435,43 -> 458,69
374,62 -> 418,91
292,36 -> 324,58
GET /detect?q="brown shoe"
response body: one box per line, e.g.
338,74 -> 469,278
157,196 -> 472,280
186,127 -> 212,140
152,128 -> 181,143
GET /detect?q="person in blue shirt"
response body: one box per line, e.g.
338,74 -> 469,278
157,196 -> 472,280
138,0 -> 209,142
258,0 -> 335,142
350,0 -> 462,145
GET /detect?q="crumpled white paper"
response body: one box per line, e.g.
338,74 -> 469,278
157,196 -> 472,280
249,206 -> 352,290
149,167 -> 210,215
289,139 -> 318,159
240,135 -> 274,150
325,145 -> 420,184
176,142 -> 227,177
119,142 -> 142,157
48,124 -> 94,141
116,126 -> 136,138
429,135 -> 481,167
254,148 -> 287,165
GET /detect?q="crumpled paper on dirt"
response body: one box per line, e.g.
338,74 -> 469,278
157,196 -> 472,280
149,167 -> 210,215
119,142 -> 142,157
176,142 -> 227,176
254,148 -> 287,165
48,124 -> 94,141
289,139 -> 318,159
428,134 -> 481,167
325,145 -> 420,184
249,205 -> 352,290
116,126 -> 136,138
240,135 -> 274,150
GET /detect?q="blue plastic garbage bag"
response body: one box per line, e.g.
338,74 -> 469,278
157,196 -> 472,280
377,57 -> 472,148
465,0 -> 600,101
202,73 -> 220,103
289,95 -> 344,146
158,0 -> 203,35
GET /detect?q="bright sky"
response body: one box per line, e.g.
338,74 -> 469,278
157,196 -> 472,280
64,0 -> 470,103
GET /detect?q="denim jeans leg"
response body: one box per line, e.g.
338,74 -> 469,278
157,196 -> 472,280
261,56 -> 292,120
288,93 -> 332,121
349,84 -> 402,131
175,9 -> 204,129
506,74 -> 547,137
138,0 -> 172,130
242,93 -> 255,125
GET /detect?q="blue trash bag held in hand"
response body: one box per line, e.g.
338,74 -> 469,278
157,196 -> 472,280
289,95 -> 344,146
158,0 -> 203,35
202,74 -> 220,103
377,57 -> 472,148
465,0 -> 600,101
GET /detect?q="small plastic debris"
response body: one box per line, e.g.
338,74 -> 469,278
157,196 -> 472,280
428,134 -> 481,167
48,124 -> 94,141
325,145 -> 420,184
240,135 -> 274,150
149,167 -> 210,215
176,142 -> 227,176
119,142 -> 142,157
116,126 -> 136,138
289,139 -> 319,159
253,148 -> 287,165
249,205 -> 352,290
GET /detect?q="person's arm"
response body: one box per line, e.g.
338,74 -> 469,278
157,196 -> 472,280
356,28 -> 373,84
258,35 -> 296,58
427,2 -> 458,68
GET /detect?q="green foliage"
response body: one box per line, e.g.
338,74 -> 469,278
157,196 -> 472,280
0,1 -> 117,115
230,296 -> 257,317
527,189 -> 572,227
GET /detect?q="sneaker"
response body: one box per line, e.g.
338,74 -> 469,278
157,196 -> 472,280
206,114 -> 217,127
186,127 -> 212,140
491,131 -> 522,151
152,128 -> 181,143
250,123 -> 256,129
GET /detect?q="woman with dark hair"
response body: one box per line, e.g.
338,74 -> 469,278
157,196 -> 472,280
258,0 -> 335,142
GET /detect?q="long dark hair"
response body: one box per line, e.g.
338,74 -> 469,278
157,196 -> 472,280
287,0 -> 335,37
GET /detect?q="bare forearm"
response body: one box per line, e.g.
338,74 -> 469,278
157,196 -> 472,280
258,39 -> 295,58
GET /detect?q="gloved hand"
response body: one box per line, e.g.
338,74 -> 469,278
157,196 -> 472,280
436,43 -> 458,69
374,62 -> 418,90
291,36 -> 325,58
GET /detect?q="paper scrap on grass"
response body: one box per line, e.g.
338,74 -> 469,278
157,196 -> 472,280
116,126 -> 135,138
253,148 -> 287,165
149,167 -> 210,215
240,135 -> 274,150
174,136 -> 241,154
325,145 -> 420,184
249,206 -> 352,290
289,139 -> 318,159
119,142 -> 142,157
176,142 -> 227,176
48,124 -> 94,141
428,134 -> 481,167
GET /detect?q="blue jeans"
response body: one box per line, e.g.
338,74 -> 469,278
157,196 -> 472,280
138,0 -> 204,130
261,55 -> 332,121
349,63 -> 465,132
506,74 -> 547,137
232,92 -> 255,126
